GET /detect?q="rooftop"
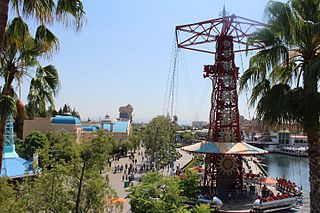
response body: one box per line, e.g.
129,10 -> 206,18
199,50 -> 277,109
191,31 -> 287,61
51,116 -> 81,125
102,121 -> 129,133
0,157 -> 38,178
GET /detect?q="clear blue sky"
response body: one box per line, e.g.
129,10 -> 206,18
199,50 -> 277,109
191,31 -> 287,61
19,0 -> 274,123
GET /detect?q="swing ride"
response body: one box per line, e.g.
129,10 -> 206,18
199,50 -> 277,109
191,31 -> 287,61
174,6 -> 304,212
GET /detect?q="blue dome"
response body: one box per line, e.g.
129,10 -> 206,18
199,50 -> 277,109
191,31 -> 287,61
51,116 -> 81,125
81,126 -> 98,131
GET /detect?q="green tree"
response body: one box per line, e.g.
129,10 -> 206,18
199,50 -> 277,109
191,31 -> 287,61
0,0 -> 85,172
0,177 -> 24,212
127,172 -> 187,213
19,165 -> 71,212
192,204 -> 211,213
239,0 -> 320,210
44,131 -> 80,165
90,130 -> 114,172
27,65 -> 60,118
0,17 -> 60,170
128,127 -> 141,152
182,132 -> 195,144
16,130 -> 120,213
16,131 -> 49,160
179,170 -> 200,200
143,116 -> 176,168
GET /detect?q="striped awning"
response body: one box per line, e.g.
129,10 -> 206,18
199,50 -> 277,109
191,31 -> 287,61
182,141 -> 268,155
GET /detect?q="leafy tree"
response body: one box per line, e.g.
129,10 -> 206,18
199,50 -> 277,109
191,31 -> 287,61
143,116 -> 177,168
127,172 -> 187,213
55,104 -> 81,119
128,127 -> 141,152
0,178 -> 24,212
19,165 -> 71,212
0,17 -> 60,170
239,0 -> 320,210
192,204 -> 211,213
182,132 -> 195,144
179,170 -> 200,200
89,130 -> 114,172
16,131 -> 49,160
16,130 -> 119,212
44,131 -> 81,165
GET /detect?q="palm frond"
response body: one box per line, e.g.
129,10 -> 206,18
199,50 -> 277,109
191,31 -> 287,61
19,0 -> 55,24
249,79 -> 270,106
0,95 -> 17,120
256,84 -> 292,125
5,17 -> 30,48
56,0 -> 85,31
305,58 -> 320,92
35,25 -> 59,54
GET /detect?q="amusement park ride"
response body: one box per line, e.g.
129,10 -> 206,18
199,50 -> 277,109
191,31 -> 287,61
177,7 -> 304,211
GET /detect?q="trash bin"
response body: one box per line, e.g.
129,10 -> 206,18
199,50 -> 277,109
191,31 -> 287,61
124,181 -> 130,188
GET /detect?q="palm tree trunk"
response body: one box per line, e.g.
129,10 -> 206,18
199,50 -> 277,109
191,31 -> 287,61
0,0 -> 9,49
0,121 -> 5,172
307,126 -> 320,212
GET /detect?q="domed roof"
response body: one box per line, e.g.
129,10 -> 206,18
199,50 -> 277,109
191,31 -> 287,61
51,116 -> 81,125
81,126 -> 98,131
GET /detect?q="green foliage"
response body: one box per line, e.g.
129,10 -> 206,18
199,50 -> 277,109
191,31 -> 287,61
127,172 -> 187,213
55,104 -> 81,119
240,0 -> 320,209
128,127 -> 141,152
16,131 -> 49,160
90,132 -> 113,168
240,0 -> 320,129
0,130 -> 122,212
0,178 -> 24,212
143,116 -> 177,167
179,170 -> 200,200
182,132 -> 195,143
192,204 -> 211,213
27,65 -> 60,117
19,165 -> 71,212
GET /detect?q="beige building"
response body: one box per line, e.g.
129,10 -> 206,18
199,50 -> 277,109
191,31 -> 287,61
23,116 -> 83,142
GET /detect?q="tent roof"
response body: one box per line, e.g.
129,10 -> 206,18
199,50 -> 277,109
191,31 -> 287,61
182,141 -> 268,155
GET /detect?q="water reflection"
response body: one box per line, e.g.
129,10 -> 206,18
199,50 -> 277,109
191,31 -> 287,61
264,154 -> 310,192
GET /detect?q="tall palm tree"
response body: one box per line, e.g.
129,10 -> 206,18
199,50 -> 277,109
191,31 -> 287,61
27,65 -> 60,117
240,0 -> 320,211
0,17 -> 60,171
0,0 -> 85,49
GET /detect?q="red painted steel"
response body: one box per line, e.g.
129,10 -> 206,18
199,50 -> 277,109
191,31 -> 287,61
175,13 -> 265,190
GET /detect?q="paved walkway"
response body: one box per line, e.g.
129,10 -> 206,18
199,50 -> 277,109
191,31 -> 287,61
107,148 -> 193,213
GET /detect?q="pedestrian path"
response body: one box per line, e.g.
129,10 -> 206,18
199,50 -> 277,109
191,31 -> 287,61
108,149 -> 147,213
107,148 -> 193,213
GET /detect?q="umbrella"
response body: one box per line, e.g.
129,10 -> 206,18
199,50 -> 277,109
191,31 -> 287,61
111,197 -> 126,204
258,177 -> 277,185
190,167 -> 204,173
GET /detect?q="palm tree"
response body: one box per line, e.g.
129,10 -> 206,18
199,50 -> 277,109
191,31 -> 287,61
27,65 -> 60,117
0,17 -> 60,171
240,0 -> 320,211
0,0 -> 85,49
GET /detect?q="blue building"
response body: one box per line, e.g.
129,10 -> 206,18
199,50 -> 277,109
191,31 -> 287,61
101,118 -> 131,142
1,115 -> 39,178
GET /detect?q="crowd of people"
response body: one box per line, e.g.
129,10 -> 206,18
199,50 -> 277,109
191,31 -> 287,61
111,150 -> 149,184
276,177 -> 301,195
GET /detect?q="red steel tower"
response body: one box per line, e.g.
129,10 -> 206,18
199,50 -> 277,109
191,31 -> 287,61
177,9 -> 267,194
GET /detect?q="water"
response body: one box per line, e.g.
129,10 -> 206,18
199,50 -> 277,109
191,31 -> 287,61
264,153 -> 310,192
